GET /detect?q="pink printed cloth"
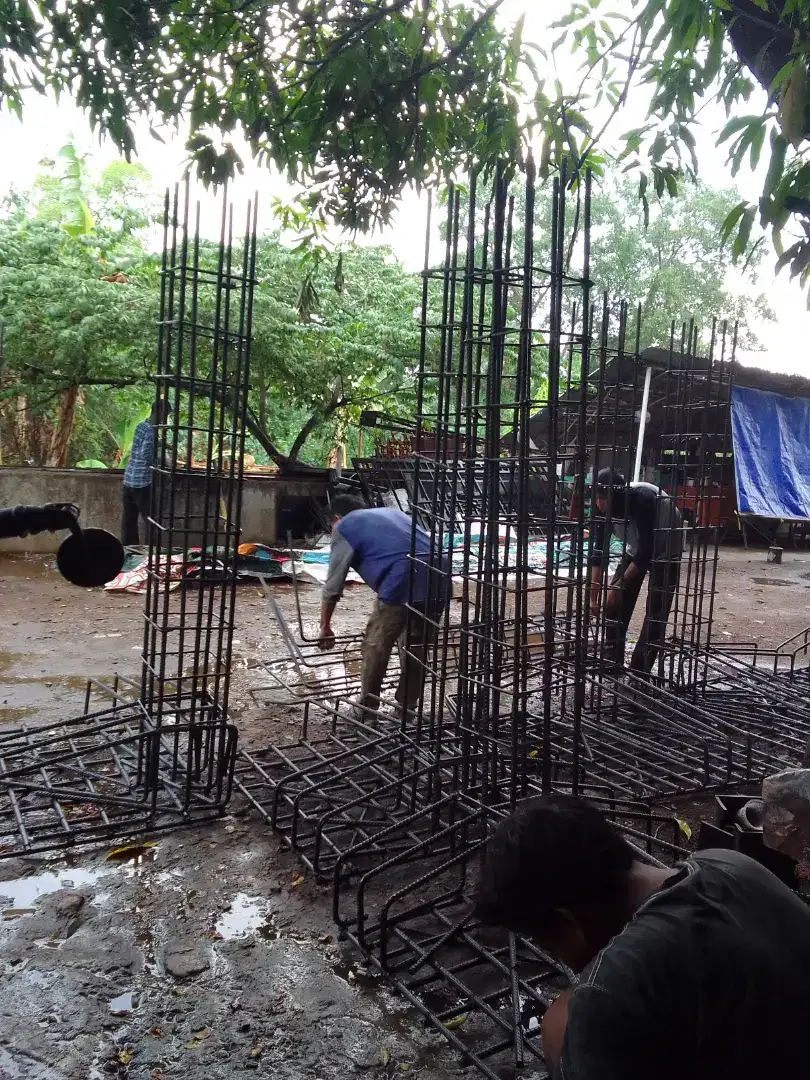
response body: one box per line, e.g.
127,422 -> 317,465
104,553 -> 188,594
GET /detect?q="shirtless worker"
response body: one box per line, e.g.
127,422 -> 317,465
475,793 -> 810,1079
588,468 -> 684,675
317,496 -> 449,720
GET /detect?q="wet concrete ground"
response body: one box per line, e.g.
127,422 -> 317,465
0,830 -> 459,1080
1,546 -> 809,1077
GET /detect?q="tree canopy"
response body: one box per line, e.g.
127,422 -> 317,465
547,0 -> 810,292
587,177 -> 772,350
0,153 -> 431,470
3,1 -> 808,289
0,0 -> 523,231
0,151 -> 160,465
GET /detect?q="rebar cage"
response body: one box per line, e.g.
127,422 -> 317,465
0,184 -> 254,856
234,160 -> 810,1077
395,163 -> 741,808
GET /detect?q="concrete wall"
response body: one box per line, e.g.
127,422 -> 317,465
0,467 -> 327,552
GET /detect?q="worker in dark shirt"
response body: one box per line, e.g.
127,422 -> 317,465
588,467 -> 683,674
318,496 -> 449,719
474,794 -> 810,1080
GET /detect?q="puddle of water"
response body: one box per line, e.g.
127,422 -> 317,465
750,577 -> 794,587
0,672 -> 105,694
33,937 -> 66,950
0,556 -> 54,580
0,652 -> 21,676
0,706 -> 36,724
333,961 -> 381,990
215,894 -> 278,940
109,991 -> 136,1015
0,866 -> 103,909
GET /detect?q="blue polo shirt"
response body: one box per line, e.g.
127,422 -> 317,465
328,508 -> 447,605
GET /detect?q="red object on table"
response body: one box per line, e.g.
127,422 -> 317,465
674,482 -> 736,528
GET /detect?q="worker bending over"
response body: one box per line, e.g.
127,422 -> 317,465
589,468 -> 683,674
475,794 -> 810,1079
318,496 -> 449,718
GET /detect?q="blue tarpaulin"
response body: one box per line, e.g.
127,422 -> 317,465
731,385 -> 810,519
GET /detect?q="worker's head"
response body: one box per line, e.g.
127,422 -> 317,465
329,494 -> 366,526
474,795 -> 638,971
595,467 -> 627,515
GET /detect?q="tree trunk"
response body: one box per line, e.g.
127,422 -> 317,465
175,376 -> 300,472
47,385 -> 80,467
722,1 -> 795,98
257,360 -> 268,434
13,395 -> 28,463
287,397 -> 343,464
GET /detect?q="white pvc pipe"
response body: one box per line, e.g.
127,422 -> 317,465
633,365 -> 653,483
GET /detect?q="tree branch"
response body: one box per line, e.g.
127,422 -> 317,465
287,393 -> 346,462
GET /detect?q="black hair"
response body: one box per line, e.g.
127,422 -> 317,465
474,795 -> 635,935
330,494 -> 366,517
596,467 -> 627,491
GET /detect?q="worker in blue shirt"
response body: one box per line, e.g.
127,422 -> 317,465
121,402 -> 169,547
318,496 -> 450,719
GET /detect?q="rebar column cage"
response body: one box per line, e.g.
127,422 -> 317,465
0,184 -> 256,857
142,184 -> 258,731
396,161 -> 741,808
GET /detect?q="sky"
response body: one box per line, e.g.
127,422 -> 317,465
0,0 -> 808,375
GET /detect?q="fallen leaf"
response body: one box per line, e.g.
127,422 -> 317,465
443,1014 -> 468,1030
676,818 -> 692,841
149,1027 -> 162,1037
151,1072 -> 165,1080
119,1049 -> 133,1065
291,874 -> 305,887
249,1046 -> 263,1059
106,841 -> 157,862
381,1048 -> 391,1066
400,1065 -> 410,1073
205,930 -> 224,941
192,1028 -> 210,1041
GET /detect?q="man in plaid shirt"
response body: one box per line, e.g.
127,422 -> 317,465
121,402 -> 168,546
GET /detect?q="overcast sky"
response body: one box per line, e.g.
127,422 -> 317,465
0,0 -> 807,375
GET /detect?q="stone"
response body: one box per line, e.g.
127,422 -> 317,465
762,768 -> 810,863
52,891 -> 86,918
163,939 -> 210,979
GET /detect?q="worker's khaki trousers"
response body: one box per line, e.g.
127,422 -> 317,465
359,598 -> 444,711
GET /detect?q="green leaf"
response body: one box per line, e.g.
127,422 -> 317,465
509,14 -> 525,60
732,205 -> 756,261
76,458 -> 108,469
780,60 -> 808,148
763,132 -> 788,198
716,114 -> 764,146
720,200 -> 749,245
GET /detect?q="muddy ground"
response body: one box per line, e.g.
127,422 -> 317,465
0,544 -> 808,1079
